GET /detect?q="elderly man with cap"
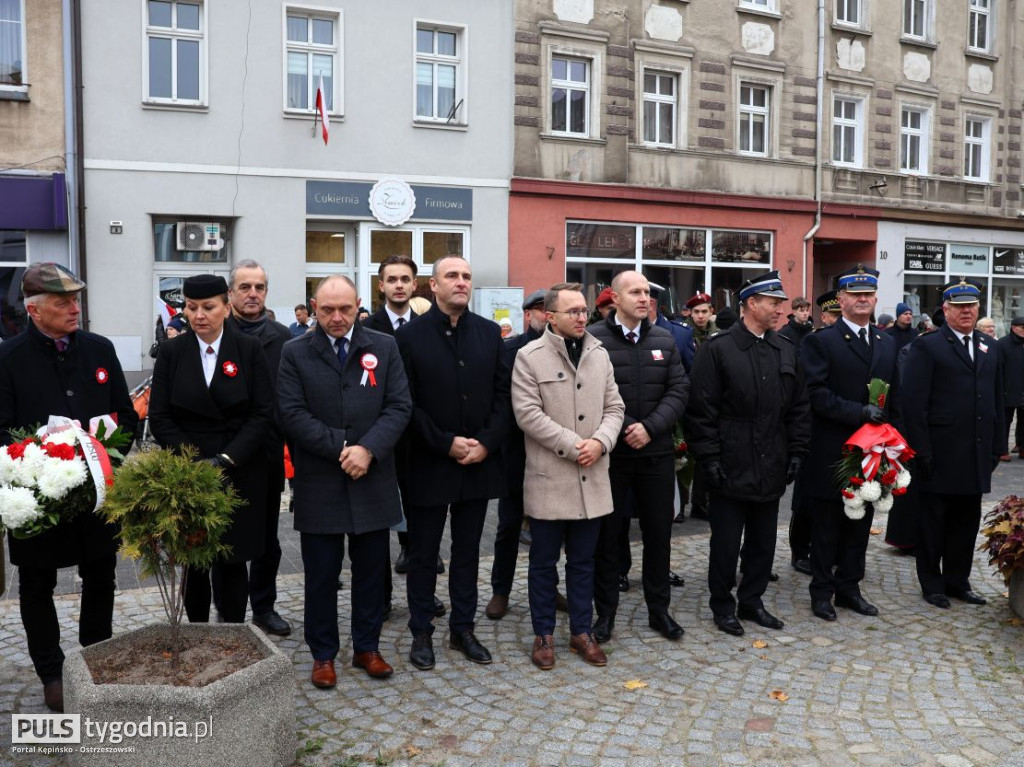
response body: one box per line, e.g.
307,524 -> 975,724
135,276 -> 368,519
0,263 -> 138,712
998,316 -> 1024,460
685,271 -> 810,635
801,265 -> 898,621
886,302 -> 919,351
903,279 -> 1005,609
484,288 -> 549,620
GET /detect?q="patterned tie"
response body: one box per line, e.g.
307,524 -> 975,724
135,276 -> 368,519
626,331 -> 638,344
336,338 -> 348,368
55,339 -> 68,353
206,345 -> 215,356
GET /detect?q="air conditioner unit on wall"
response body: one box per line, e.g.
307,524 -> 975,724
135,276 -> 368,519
176,222 -> 225,251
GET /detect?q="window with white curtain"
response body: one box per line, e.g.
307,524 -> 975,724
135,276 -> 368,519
415,21 -> 466,125
900,106 -> 930,174
832,96 -> 863,166
0,0 -> 25,89
964,117 -> 990,181
551,56 -> 590,136
968,0 -> 991,52
145,0 -> 205,104
642,70 -> 677,147
284,7 -> 341,115
738,82 -> 770,156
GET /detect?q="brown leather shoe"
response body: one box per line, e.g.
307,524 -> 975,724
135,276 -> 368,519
43,680 -> 64,713
352,651 -> 394,679
531,635 -> 555,670
485,593 -> 508,620
570,633 -> 607,667
311,659 -> 337,689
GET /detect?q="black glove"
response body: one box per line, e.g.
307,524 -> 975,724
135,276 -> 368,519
785,456 -> 802,484
916,456 -> 933,482
861,404 -> 887,424
703,460 -> 728,489
203,456 -> 227,470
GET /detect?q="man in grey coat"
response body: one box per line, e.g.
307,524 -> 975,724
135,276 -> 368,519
279,276 -> 412,687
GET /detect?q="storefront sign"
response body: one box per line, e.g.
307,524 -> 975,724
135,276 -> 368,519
305,180 -> 473,222
306,181 -> 370,217
993,247 -> 1024,276
949,243 -> 989,275
904,241 -> 945,272
369,179 -> 417,226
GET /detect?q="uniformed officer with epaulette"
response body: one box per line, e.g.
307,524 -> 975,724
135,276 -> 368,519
684,270 -> 810,636
815,290 -> 842,327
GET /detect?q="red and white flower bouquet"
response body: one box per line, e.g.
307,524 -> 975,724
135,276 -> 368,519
0,415 -> 131,539
835,379 -> 915,520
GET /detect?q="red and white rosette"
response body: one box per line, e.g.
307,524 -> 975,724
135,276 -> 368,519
36,415 -> 116,512
95,368 -> 109,384
360,353 -> 378,387
222,360 -> 238,378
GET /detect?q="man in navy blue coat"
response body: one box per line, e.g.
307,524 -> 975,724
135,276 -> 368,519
396,255 -> 511,671
902,278 -> 1005,608
801,265 -> 898,622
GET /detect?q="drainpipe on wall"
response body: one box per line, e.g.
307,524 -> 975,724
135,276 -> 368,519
802,0 -> 826,300
61,0 -> 77,274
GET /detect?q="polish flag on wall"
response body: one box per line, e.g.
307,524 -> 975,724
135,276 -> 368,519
315,74 -> 330,145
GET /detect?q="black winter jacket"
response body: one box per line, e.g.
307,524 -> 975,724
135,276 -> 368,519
588,312 -> 688,458
998,331 -> 1024,407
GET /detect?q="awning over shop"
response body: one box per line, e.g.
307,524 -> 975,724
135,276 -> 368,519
0,173 -> 67,230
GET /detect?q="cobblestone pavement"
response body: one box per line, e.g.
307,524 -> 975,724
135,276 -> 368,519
5,487 -> 1024,766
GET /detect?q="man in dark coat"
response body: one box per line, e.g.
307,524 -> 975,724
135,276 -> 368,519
485,288 -> 547,620
903,279 -> 1006,609
279,275 -> 411,685
997,317 -> 1024,458
588,271 -> 689,643
227,259 -> 293,636
801,265 -> 898,621
396,255 -> 510,670
886,302 -> 920,351
685,271 -> 810,636
0,263 -> 137,712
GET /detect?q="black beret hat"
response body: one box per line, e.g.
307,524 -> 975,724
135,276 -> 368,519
183,274 -> 228,299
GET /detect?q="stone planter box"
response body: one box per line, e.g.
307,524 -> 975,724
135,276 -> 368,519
64,623 -> 295,767
1010,570 -> 1024,620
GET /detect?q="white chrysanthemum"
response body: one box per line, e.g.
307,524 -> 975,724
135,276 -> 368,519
18,442 -> 48,483
873,493 -> 894,513
859,480 -> 882,503
0,449 -> 19,485
896,469 -> 911,489
844,493 -> 864,509
36,457 -> 87,500
0,485 -> 42,530
844,502 -> 866,520
43,429 -> 78,447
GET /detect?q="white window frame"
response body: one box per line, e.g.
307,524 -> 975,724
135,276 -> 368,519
282,5 -> 343,118
549,55 -> 591,137
968,0 -> 992,53
142,0 -> 208,107
899,105 -> 930,175
835,0 -> 865,28
739,0 -> 779,12
902,0 -> 934,42
737,81 -> 772,157
413,19 -> 468,128
0,0 -> 27,94
963,115 -> 991,181
358,222 -> 471,303
641,69 -> 679,148
831,95 -> 864,167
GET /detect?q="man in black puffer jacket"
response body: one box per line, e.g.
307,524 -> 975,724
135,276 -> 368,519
588,271 -> 689,644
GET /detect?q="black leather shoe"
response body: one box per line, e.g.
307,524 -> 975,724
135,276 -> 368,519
648,611 -> 685,640
947,589 -> 987,605
791,558 -> 812,575
253,611 -> 292,636
713,614 -> 744,636
433,596 -> 446,617
394,546 -> 409,574
593,614 -> 614,643
43,680 -> 64,713
668,570 -> 685,588
673,510 -> 686,524
768,572 -> 780,582
835,593 -> 879,616
737,603 -> 784,630
409,633 -> 435,670
618,575 -> 630,592
449,631 -> 492,664
924,593 -> 951,609
812,600 -> 837,621
690,506 -> 709,520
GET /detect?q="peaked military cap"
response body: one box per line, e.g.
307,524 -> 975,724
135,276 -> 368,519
738,270 -> 787,301
941,277 -> 982,305
836,264 -> 879,293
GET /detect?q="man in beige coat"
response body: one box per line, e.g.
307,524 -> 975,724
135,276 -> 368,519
512,283 -> 625,670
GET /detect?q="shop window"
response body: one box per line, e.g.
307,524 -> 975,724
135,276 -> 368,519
306,231 -> 346,264
642,227 -> 705,262
367,226 -> 467,310
285,7 -> 342,115
145,0 -> 206,105
415,21 -> 466,125
0,230 -> 27,338
153,219 -> 229,263
0,0 -> 25,90
902,274 -> 943,326
993,277 -> 1024,335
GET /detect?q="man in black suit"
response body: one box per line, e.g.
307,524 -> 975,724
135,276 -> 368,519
0,263 -> 137,712
279,275 -> 412,685
227,259 -> 293,636
801,266 -> 897,621
396,255 -> 510,670
363,254 -> 419,336
903,278 -> 1005,608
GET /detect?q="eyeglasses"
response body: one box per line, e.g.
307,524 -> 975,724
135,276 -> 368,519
552,309 -> 588,319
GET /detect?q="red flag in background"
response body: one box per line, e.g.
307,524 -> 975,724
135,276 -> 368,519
315,74 -> 330,145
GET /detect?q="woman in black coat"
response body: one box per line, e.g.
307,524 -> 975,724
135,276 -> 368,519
149,275 -> 274,623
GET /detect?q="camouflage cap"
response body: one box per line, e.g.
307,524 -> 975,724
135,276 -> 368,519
21,263 -> 86,297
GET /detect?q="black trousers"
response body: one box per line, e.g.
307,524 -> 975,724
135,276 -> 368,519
916,492 -> 982,596
691,465 -> 709,514
248,469 -> 284,616
528,517 -> 601,636
301,529 -> 388,659
18,555 -> 116,684
490,492 -> 524,597
594,455 -> 674,619
188,560 -> 248,623
1006,407 -> 1024,451
708,493 -> 779,617
808,498 -> 874,602
788,474 -> 812,562
406,499 -> 488,636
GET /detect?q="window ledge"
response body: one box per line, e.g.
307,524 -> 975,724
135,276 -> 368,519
831,22 -> 872,37
0,89 -> 29,102
540,133 -> 607,146
142,101 -> 209,113
412,120 -> 468,132
632,143 -> 682,154
965,48 -> 998,63
899,36 -> 938,50
736,5 -> 781,21
283,110 -> 344,122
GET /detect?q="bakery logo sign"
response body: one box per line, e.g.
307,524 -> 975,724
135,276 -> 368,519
369,178 -> 416,227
